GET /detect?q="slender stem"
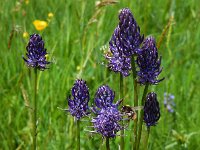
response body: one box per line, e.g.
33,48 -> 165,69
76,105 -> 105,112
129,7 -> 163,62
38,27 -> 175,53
106,138 -> 110,150
131,56 -> 138,150
136,85 -> 149,150
120,73 -> 124,150
33,68 -> 37,150
77,119 -> 80,150
144,127 -> 150,150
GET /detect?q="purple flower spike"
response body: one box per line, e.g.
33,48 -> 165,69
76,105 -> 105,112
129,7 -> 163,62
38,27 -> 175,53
106,8 -> 143,76
68,79 -> 90,120
144,92 -> 160,127
92,106 -> 123,138
137,36 -> 164,85
23,34 -> 50,70
117,8 -> 144,56
92,85 -> 123,138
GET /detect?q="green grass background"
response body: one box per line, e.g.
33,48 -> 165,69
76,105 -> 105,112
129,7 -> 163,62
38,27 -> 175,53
0,0 -> 200,149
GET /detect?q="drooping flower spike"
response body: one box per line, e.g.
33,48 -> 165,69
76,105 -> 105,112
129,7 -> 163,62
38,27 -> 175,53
68,79 -> 90,120
23,34 -> 50,70
144,92 -> 160,127
106,8 -> 143,76
137,36 -> 164,85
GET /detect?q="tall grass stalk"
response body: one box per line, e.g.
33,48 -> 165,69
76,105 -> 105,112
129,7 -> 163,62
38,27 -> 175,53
131,56 -> 139,150
144,127 -> 150,150
33,68 -> 38,150
106,138 -> 110,150
77,119 -> 80,150
136,84 -> 149,150
120,74 -> 124,150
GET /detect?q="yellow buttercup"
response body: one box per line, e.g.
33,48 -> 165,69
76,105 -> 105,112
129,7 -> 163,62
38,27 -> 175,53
33,20 -> 48,31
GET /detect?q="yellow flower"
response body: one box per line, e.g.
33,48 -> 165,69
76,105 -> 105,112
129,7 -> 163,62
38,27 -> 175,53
45,54 -> 49,60
76,66 -> 81,71
23,32 -> 29,38
25,0 -> 29,5
33,20 -> 48,31
48,13 -> 54,18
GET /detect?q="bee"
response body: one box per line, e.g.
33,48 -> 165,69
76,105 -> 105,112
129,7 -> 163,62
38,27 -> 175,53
121,105 -> 143,121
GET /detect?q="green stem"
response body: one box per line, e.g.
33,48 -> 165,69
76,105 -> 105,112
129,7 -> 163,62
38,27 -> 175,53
144,127 -> 150,150
77,119 -> 80,150
131,56 -> 138,150
136,85 -> 149,150
33,68 -> 37,150
106,138 -> 110,150
120,73 -> 124,150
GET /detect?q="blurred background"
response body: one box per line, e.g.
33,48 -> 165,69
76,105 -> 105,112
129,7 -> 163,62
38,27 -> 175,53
0,0 -> 200,149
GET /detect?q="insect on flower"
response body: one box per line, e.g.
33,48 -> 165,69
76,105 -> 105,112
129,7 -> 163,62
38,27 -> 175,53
121,105 -> 143,121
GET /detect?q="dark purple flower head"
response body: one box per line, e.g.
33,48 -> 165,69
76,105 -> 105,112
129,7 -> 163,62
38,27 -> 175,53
68,79 -> 90,120
92,85 -> 123,138
109,8 -> 143,57
93,85 -> 122,112
137,36 -> 164,85
23,34 -> 50,70
92,106 -> 123,138
144,92 -> 160,127
105,8 -> 143,76
117,8 -> 144,56
94,85 -> 115,109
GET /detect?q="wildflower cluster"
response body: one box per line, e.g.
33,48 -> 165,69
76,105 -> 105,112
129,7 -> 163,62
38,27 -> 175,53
67,82 -> 123,138
104,8 -> 164,129
106,8 -> 164,85
22,7 -> 166,149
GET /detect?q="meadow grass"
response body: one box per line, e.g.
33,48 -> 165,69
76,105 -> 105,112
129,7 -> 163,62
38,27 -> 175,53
0,0 -> 200,149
